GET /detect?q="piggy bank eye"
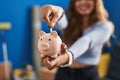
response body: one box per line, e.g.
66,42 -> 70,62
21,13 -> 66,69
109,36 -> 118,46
40,38 -> 42,41
49,38 -> 51,41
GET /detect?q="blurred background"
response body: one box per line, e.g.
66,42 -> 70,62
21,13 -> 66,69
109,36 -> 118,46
0,0 -> 120,80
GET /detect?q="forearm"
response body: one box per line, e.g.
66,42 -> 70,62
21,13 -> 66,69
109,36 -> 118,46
61,36 -> 91,67
68,36 -> 92,59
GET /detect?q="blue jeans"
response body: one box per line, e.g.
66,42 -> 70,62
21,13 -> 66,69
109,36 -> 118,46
55,66 -> 100,80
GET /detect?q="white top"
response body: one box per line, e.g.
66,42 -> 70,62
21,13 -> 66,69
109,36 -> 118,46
56,14 -> 113,65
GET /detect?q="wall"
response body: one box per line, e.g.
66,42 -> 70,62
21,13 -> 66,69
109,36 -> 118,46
0,0 -> 69,69
104,0 -> 120,40
103,0 -> 120,52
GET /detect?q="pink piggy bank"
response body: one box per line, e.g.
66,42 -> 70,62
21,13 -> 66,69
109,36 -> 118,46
38,31 -> 62,58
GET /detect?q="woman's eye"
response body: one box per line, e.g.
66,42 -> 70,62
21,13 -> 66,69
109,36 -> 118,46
49,39 -> 51,41
40,38 -> 42,40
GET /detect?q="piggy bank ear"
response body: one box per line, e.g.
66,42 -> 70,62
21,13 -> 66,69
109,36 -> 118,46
39,31 -> 46,37
50,31 -> 58,38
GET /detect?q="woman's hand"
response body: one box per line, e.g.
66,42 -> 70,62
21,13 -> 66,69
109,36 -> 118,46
41,43 -> 69,70
40,5 -> 64,28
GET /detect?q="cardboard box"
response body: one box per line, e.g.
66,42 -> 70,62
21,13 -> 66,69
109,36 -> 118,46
40,67 -> 57,80
0,62 -> 11,80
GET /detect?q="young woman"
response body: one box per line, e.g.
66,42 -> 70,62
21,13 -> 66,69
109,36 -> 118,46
40,0 -> 114,80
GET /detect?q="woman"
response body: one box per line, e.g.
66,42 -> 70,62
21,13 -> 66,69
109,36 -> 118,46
40,0 -> 114,80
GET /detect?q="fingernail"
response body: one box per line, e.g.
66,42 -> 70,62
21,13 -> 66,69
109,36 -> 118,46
49,24 -> 52,28
51,23 -> 54,28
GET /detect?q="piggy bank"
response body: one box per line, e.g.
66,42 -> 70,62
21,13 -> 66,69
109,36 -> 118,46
38,31 -> 62,58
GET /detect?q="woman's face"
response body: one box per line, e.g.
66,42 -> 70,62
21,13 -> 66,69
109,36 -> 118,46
75,0 -> 95,16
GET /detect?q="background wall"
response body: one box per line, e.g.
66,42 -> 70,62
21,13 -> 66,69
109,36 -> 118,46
103,0 -> 120,52
0,0 -> 119,69
0,0 -> 69,69
104,0 -> 120,41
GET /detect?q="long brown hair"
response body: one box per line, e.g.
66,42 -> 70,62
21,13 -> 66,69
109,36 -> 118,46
62,0 -> 109,46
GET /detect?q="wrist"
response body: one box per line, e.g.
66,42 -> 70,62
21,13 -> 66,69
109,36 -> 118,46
57,11 -> 64,22
60,51 -> 73,67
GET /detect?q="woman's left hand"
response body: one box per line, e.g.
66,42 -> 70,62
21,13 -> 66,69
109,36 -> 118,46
41,43 -> 69,70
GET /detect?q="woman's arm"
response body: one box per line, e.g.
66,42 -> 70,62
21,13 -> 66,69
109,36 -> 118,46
41,22 -> 113,70
55,13 -> 68,31
69,22 -> 113,59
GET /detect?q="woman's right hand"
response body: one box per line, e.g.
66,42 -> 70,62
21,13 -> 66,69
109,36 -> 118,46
40,5 -> 64,28
40,43 -> 69,70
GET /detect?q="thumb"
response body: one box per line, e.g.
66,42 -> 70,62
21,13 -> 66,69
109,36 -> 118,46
61,43 -> 67,54
49,14 -> 59,27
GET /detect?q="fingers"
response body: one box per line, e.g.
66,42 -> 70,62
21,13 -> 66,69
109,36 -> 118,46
40,54 -> 56,70
40,5 -> 56,28
40,5 -> 63,28
49,6 -> 63,27
40,6 -> 51,26
41,57 -> 57,70
42,57 -> 52,69
47,61 -> 57,70
51,53 -> 69,67
49,13 -> 59,27
40,53 -> 69,70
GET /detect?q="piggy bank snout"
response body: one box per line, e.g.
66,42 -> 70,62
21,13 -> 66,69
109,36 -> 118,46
40,43 -> 50,50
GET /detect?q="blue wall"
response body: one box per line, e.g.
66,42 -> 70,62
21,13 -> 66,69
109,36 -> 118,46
0,0 -> 69,69
0,0 -> 119,69
104,0 -> 120,41
103,0 -> 120,52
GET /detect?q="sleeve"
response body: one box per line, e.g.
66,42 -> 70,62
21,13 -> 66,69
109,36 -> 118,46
55,13 -> 68,31
68,22 -> 113,59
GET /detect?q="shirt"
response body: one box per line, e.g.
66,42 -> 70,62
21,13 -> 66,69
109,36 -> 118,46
56,14 -> 113,65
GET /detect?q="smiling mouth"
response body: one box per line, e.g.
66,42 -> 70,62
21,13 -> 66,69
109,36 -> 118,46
79,5 -> 89,10
80,8 -> 88,11
44,50 -> 48,51
42,49 -> 49,52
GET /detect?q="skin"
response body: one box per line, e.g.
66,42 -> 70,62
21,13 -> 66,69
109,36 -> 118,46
75,0 -> 94,30
41,43 -> 68,70
40,5 -> 64,28
40,0 -> 95,70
